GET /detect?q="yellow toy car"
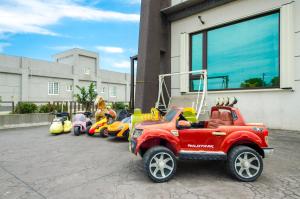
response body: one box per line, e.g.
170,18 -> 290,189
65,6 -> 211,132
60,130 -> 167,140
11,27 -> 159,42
88,109 -> 116,137
107,117 -> 131,139
128,108 -> 162,139
128,107 -> 197,139
88,116 -> 110,137
181,107 -> 198,123
89,109 -> 131,137
49,112 -> 72,134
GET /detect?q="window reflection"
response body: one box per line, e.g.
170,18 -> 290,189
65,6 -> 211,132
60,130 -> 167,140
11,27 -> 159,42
191,33 -> 203,71
191,12 -> 279,91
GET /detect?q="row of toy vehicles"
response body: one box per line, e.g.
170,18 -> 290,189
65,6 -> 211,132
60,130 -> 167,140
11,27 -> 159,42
49,96 -> 105,135
49,111 -> 92,135
49,97 -> 163,139
49,97 -> 133,139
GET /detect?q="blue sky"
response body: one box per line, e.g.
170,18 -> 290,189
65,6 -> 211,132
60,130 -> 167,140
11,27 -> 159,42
0,0 -> 141,73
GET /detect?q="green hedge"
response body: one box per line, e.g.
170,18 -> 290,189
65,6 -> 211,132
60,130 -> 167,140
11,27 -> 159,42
111,102 -> 129,110
14,102 -> 38,114
14,103 -> 69,114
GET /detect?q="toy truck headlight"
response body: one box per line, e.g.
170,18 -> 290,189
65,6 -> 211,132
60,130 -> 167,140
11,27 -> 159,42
265,136 -> 269,145
133,129 -> 143,138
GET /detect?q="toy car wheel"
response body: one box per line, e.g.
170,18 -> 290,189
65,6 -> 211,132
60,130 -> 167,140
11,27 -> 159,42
227,146 -> 263,182
87,129 -> 94,136
123,129 -> 129,139
74,126 -> 81,136
143,146 -> 177,183
100,127 -> 108,137
85,125 -> 91,134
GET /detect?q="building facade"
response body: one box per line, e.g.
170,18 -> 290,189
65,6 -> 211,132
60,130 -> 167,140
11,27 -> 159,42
0,48 -> 130,103
100,70 -> 130,102
136,0 -> 300,131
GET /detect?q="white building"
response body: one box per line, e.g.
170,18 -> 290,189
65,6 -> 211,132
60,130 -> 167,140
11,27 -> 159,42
0,48 -> 130,103
136,0 -> 300,131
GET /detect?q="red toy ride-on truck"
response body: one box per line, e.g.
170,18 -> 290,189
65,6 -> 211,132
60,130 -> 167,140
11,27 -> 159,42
129,105 -> 273,183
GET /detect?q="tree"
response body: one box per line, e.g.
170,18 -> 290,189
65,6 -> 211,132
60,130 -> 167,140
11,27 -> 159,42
271,76 -> 279,87
74,83 -> 97,111
240,78 -> 265,88
87,83 -> 97,111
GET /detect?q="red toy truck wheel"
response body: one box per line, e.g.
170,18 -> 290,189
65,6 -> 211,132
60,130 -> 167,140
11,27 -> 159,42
227,146 -> 263,182
143,146 -> 177,183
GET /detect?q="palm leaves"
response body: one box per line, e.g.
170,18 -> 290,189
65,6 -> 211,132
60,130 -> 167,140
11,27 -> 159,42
74,83 -> 97,111
87,83 -> 97,105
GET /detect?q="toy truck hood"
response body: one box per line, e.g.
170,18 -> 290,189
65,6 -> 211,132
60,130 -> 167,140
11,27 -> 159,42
135,120 -> 171,130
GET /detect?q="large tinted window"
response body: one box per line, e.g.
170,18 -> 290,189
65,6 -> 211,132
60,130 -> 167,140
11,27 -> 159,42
191,33 -> 203,71
190,12 -> 279,91
190,33 -> 203,91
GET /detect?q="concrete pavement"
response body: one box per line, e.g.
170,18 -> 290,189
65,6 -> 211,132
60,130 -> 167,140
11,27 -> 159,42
0,126 -> 299,199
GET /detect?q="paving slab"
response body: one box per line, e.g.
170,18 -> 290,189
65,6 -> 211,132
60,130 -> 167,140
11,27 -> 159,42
0,127 -> 299,199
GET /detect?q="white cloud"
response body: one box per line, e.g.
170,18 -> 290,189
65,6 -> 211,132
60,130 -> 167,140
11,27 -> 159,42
100,57 -> 130,72
128,0 -> 141,4
96,46 -> 124,53
112,60 -> 130,68
0,0 -> 140,36
0,43 -> 10,52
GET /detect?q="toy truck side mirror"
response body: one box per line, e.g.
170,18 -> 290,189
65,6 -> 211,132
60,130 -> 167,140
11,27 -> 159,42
177,120 -> 191,130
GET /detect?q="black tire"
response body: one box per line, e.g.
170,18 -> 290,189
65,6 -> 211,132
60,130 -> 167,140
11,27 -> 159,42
86,121 -> 92,126
85,125 -> 91,134
123,129 -> 129,139
99,127 -> 108,137
227,146 -> 263,182
74,126 -> 81,136
143,146 -> 177,183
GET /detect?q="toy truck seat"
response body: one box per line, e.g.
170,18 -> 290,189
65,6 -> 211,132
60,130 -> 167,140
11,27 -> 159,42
220,111 -> 233,126
207,110 -> 233,128
207,110 -> 221,128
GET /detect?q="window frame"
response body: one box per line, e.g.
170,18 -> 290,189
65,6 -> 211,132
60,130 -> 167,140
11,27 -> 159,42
109,86 -> 117,97
83,68 -> 90,75
48,82 -> 59,95
189,10 -> 280,92
66,85 -> 73,92
100,87 -> 105,93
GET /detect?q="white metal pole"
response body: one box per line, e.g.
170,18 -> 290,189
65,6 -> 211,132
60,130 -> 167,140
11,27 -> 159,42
197,71 -> 207,119
195,76 -> 202,112
155,76 -> 162,109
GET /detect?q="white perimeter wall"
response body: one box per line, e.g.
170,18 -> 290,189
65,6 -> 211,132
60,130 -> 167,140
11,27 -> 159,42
170,0 -> 300,130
